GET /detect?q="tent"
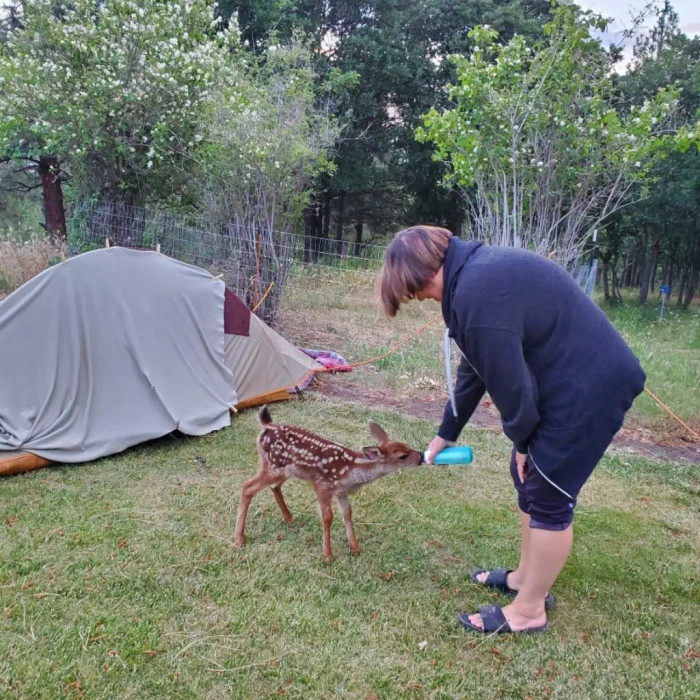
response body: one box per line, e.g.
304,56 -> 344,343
0,247 -> 321,476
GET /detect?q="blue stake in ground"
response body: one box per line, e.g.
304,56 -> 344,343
660,284 -> 671,320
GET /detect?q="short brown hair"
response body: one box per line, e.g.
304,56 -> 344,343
379,226 -> 452,317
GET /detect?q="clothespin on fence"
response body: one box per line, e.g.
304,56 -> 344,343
213,273 -> 224,280
60,251 -> 67,266
104,237 -> 111,249
155,243 -> 161,254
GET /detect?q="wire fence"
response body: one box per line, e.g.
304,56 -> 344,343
66,200 -> 599,329
571,259 -> 598,298
67,200 -> 386,325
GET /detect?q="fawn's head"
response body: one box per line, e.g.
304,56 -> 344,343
360,421 -> 424,470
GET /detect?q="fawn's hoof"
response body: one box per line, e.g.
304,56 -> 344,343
282,514 -> 294,524
233,536 -> 245,548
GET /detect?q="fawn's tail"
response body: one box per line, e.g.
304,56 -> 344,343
259,405 -> 273,426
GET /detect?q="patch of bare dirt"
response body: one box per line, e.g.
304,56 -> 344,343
309,372 -> 700,465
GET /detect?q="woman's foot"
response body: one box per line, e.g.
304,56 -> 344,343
473,568 -> 522,591
464,601 -> 547,633
471,568 -> 556,610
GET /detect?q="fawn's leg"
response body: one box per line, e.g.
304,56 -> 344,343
314,485 -> 335,561
335,493 -> 360,555
271,484 -> 293,523
234,470 -> 280,547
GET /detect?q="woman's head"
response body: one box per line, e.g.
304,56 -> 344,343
379,225 -> 452,317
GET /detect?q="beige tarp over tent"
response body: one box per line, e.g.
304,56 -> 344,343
0,247 -> 321,476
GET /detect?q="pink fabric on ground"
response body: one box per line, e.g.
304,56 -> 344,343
290,348 -> 352,393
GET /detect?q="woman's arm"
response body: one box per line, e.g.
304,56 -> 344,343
463,326 -> 540,453
437,357 -> 486,443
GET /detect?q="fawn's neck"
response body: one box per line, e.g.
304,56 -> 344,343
343,461 -> 392,488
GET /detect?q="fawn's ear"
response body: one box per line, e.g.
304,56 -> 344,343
368,421 -> 389,444
361,446 -> 383,461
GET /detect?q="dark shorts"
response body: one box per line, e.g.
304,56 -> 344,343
510,449 -> 577,531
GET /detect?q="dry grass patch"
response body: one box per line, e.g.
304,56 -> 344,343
0,236 -> 63,297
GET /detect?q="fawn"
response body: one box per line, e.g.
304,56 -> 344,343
233,406 -> 424,560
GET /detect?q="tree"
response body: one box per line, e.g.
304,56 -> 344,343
198,37 -> 339,228
416,4 -> 681,268
0,0 -> 238,215
0,2 -> 67,239
614,0 -> 700,305
219,0 -> 553,242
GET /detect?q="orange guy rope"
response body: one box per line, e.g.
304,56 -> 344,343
643,386 -> 700,442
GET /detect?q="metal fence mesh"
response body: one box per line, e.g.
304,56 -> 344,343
66,200 -> 597,346
67,200 -> 386,325
571,259 -> 598,298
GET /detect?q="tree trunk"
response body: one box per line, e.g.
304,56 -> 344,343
622,256 -> 633,287
611,263 -> 623,302
38,155 -> 66,243
682,241 -> 700,309
303,202 -> 321,262
649,233 -> 661,293
676,266 -> 688,307
638,228 -> 657,305
320,192 -> 331,255
638,252 -> 650,304
602,259 -> 610,302
682,265 -> 698,309
449,185 -> 465,237
353,219 -> 363,256
334,191 -> 345,255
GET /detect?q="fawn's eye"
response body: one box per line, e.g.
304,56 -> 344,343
399,454 -> 408,461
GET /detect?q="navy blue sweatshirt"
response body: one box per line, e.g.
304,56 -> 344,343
437,238 -> 646,496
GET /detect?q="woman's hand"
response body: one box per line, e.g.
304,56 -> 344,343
424,436 -> 450,465
515,451 -> 529,483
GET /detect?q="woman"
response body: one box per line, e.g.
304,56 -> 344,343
379,226 -> 646,635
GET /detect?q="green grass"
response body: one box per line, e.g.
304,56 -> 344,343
278,268 -> 457,403
1,400 -> 698,698
601,299 -> 700,428
2,257 -> 698,697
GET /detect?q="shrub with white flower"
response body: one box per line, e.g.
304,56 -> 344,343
0,0 -> 239,204
416,4 -> 680,266
194,35 -> 340,236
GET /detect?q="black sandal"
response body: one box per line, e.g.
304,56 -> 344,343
470,568 -> 556,610
459,604 -> 549,635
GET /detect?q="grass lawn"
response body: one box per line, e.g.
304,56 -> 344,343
1,400 -> 698,699
602,299 -> 700,430
2,253 -> 698,697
